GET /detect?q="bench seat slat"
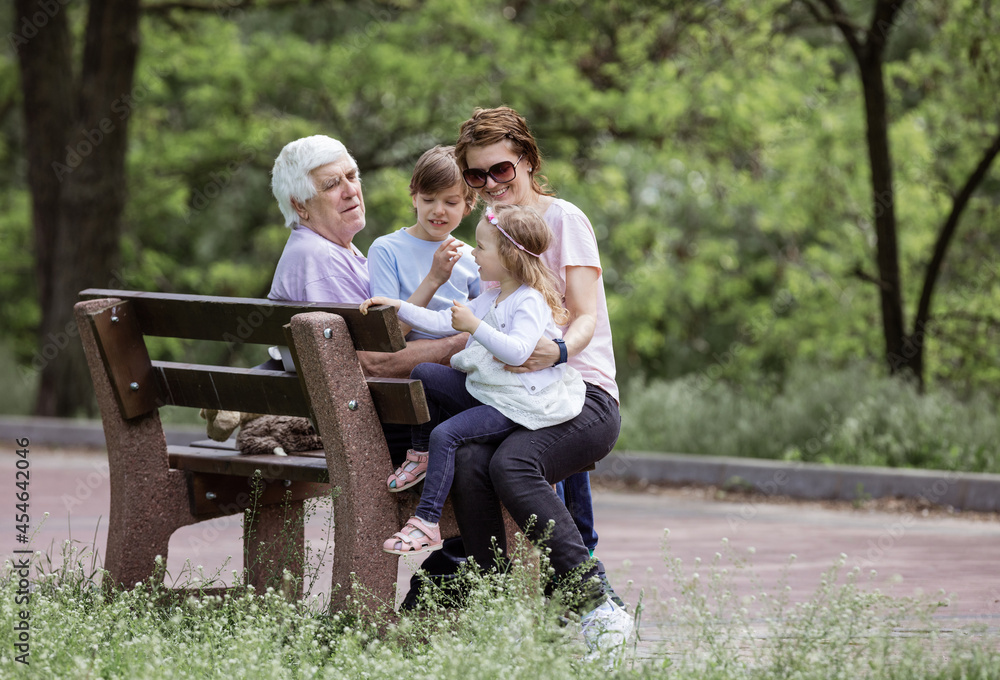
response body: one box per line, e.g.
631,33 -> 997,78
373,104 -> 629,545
79,288 -> 405,352
185,438 -> 325,460
168,445 -> 330,483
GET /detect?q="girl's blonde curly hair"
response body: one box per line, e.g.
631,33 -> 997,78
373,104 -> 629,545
486,203 -> 569,326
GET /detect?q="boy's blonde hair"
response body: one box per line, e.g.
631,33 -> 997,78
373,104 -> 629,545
487,204 -> 569,326
409,145 -> 477,214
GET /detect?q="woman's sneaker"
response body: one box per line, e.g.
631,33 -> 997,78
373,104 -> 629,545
596,566 -> 626,608
580,596 -> 634,661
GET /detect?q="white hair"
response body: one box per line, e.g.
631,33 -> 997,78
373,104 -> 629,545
271,135 -> 359,227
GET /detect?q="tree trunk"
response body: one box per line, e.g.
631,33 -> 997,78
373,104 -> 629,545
856,45 -> 914,383
16,0 -> 141,416
813,0 -> 917,383
14,0 -> 73,341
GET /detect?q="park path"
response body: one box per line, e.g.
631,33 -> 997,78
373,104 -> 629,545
5,445 -> 999,639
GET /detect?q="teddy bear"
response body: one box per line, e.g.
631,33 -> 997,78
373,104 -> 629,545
235,414 -> 323,457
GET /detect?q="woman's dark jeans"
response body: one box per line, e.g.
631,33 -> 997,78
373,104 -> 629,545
450,383 -> 621,580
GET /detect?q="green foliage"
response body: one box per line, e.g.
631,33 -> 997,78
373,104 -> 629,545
2,0 -> 999,414
0,340 -> 34,415
618,359 -> 1000,473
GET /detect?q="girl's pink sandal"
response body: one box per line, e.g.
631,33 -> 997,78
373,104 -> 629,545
387,449 -> 428,492
382,516 -> 443,555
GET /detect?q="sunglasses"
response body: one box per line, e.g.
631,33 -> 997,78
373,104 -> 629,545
462,154 -> 524,188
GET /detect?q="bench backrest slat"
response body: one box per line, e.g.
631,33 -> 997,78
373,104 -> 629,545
80,288 -> 405,352
154,362 -> 312,417
366,377 -> 431,425
153,362 -> 430,425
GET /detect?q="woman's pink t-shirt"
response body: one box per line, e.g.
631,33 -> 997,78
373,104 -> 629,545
542,198 -> 619,403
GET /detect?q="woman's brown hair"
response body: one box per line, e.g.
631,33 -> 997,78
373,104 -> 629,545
455,107 -> 554,197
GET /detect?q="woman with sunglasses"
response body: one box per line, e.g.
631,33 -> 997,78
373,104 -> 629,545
447,107 -> 632,657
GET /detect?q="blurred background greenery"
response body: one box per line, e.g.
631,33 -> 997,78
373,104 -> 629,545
2,0 -> 998,470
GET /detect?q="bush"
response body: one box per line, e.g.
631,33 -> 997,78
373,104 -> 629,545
0,340 -> 35,416
618,360 -> 1000,473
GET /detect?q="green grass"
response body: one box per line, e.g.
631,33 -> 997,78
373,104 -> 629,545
618,360 -> 1000,473
2,537 -> 997,679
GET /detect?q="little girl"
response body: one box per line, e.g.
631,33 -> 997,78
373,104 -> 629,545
360,203 -> 586,555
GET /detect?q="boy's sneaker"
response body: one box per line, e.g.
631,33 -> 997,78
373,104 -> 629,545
580,596 -> 634,660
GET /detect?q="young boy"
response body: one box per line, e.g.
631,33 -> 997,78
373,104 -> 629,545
367,146 -> 480,340
367,145 -> 480,606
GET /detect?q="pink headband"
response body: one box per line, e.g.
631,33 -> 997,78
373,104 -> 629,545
485,208 -> 541,258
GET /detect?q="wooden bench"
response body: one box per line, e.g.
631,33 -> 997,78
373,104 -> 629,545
74,288 -> 455,609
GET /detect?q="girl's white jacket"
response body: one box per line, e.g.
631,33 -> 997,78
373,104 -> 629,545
397,283 -> 572,394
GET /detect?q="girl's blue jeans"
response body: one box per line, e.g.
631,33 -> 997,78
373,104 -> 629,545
410,363 -> 521,524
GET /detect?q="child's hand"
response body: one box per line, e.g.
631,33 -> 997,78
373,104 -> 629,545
360,296 -> 400,315
428,238 -> 464,286
449,299 -> 479,334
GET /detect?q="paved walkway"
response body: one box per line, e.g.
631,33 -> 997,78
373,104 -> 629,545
5,445 -> 999,637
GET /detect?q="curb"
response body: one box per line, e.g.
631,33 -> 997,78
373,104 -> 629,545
593,450 -> 1000,513
4,416 -> 998,513
0,415 -> 205,448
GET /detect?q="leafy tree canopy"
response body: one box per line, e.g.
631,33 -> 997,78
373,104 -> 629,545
1,0 -> 997,414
